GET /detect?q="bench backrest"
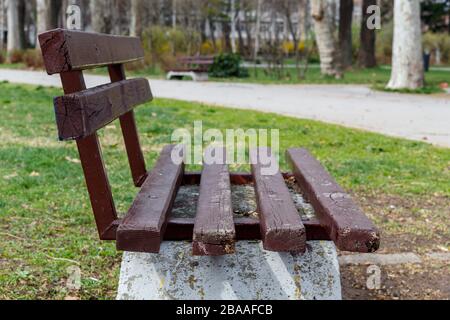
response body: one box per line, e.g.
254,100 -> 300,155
177,56 -> 215,66
39,29 -> 152,240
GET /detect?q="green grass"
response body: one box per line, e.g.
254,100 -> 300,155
215,66 -> 449,92
0,63 -> 27,70
0,82 -> 449,299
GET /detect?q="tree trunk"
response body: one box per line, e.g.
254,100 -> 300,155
253,0 -> 261,60
230,0 -> 236,53
7,0 -> 24,53
311,0 -> 342,77
339,0 -> 353,68
298,0 -> 309,41
0,0 -> 6,50
387,0 -> 424,90
130,0 -> 143,36
90,0 -> 112,33
358,0 -> 377,68
171,0 -> 176,28
36,0 -> 52,47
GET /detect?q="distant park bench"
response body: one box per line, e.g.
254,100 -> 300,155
39,29 -> 380,299
166,55 -> 215,81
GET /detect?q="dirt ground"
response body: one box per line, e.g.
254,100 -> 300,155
341,194 -> 450,300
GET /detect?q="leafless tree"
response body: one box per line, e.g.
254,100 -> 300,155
7,0 -> 25,54
358,0 -> 377,68
311,0 -> 342,78
339,0 -> 353,68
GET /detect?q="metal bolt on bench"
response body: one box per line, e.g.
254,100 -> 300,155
40,29 -> 380,300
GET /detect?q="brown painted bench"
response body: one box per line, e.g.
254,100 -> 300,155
166,55 -> 215,81
40,29 -> 380,257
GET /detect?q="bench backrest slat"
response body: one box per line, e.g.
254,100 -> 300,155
39,29 -> 144,75
54,78 -> 152,140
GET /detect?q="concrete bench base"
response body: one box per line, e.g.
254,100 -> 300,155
167,71 -> 209,81
117,241 -> 341,300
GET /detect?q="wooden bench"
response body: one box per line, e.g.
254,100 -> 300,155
166,55 -> 214,81
40,29 -> 380,258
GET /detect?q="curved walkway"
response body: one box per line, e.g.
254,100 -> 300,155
0,69 -> 448,148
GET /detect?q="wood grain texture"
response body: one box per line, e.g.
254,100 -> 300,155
287,148 -> 380,253
39,29 -> 144,75
250,147 -> 306,253
193,149 -> 236,256
54,78 -> 152,141
116,145 -> 184,253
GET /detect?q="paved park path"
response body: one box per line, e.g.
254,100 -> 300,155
1,69 -> 449,148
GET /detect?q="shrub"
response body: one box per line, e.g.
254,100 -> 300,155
200,41 -> 215,55
142,26 -> 202,71
209,53 -> 249,78
8,49 -> 24,64
23,49 -> 44,69
0,51 -> 5,64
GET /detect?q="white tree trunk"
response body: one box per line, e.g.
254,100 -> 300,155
387,0 -> 424,90
90,0 -> 112,33
171,0 -> 177,29
230,0 -> 236,53
298,0 -> 309,41
36,0 -> 51,48
253,0 -> 261,60
311,0 -> 341,77
7,0 -> 22,52
130,0 -> 143,36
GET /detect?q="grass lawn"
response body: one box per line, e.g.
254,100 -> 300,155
221,65 -> 448,87
0,82 -> 449,299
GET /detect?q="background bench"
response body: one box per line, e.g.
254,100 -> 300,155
166,55 -> 214,81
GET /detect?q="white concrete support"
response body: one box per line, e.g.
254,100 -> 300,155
117,241 -> 342,300
167,71 -> 209,82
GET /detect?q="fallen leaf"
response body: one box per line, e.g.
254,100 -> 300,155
65,156 -> 81,164
3,173 -> 18,180
29,171 -> 40,177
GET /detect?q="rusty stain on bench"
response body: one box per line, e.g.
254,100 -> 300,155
40,29 -> 380,256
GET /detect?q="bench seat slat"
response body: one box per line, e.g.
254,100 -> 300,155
116,145 -> 184,253
250,147 -> 306,253
39,29 -> 144,75
54,78 -> 152,141
193,151 -> 236,256
286,148 -> 380,253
